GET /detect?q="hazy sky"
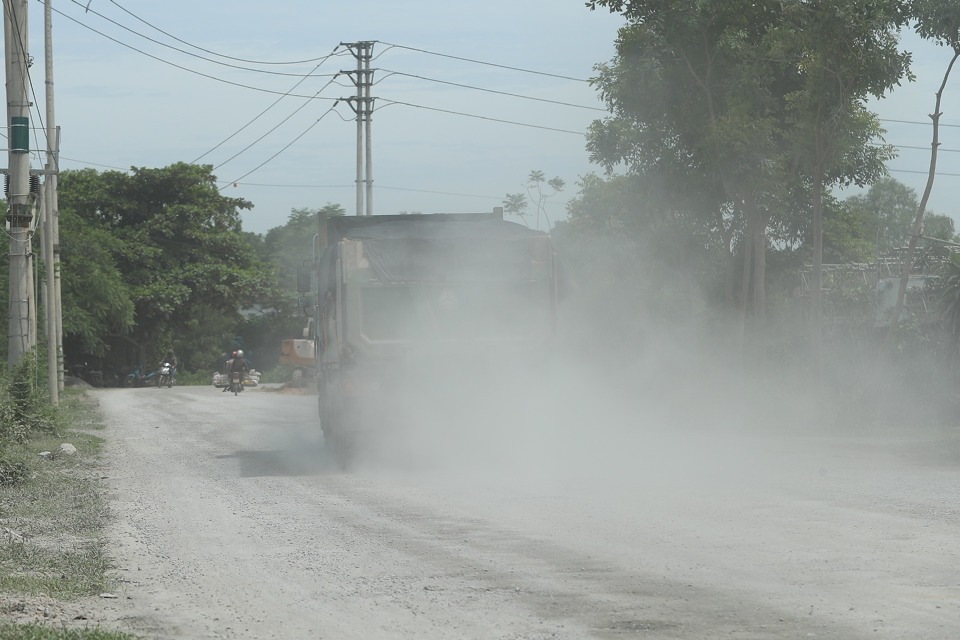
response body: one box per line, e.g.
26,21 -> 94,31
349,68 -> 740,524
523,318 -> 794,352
17,1 -> 960,236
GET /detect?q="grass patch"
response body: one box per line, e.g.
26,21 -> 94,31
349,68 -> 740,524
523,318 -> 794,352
0,623 -> 136,639
0,390 -> 138,638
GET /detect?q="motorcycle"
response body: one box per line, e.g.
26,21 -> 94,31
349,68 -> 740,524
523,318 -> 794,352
157,362 -> 175,388
123,366 -> 145,388
229,371 -> 244,395
123,365 -> 160,388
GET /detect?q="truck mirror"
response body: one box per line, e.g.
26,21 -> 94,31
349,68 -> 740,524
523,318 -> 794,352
296,267 -> 312,294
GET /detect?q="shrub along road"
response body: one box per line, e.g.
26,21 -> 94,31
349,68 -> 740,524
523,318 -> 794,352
51,383 -> 960,639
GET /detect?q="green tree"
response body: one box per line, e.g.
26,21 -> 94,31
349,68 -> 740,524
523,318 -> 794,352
57,163 -> 278,373
776,1 -> 909,337
241,205 -> 347,368
844,177 -> 919,252
585,0 -> 812,341
940,252 -> 960,355
501,192 -> 528,222
502,170 -> 565,229
887,0 -> 960,335
58,207 -> 135,356
587,0 -> 911,349
259,204 -> 345,293
923,213 -> 955,242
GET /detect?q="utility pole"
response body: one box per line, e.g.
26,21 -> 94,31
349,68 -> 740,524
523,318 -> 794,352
4,0 -> 35,369
342,41 -> 375,216
43,0 -> 62,400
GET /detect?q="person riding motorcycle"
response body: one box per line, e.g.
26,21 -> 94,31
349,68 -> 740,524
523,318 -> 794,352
227,350 -> 249,392
158,350 -> 177,387
230,350 -> 249,377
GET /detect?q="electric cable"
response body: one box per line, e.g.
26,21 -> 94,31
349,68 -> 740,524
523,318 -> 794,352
377,41 -> 589,82
220,103 -> 340,191
60,0 -> 346,78
193,49 -> 342,164
212,77 -> 340,171
48,4 -> 342,100
880,118 -> 960,128
888,168 -> 960,178
376,69 -> 604,111
105,0 -> 338,65
375,99 -> 586,136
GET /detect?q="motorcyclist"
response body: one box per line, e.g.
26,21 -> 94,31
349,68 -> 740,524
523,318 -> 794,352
227,350 -> 249,392
222,351 -> 237,392
230,350 -> 249,378
158,349 -> 177,386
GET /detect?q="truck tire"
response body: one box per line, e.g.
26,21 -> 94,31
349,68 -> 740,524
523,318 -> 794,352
320,372 -> 352,469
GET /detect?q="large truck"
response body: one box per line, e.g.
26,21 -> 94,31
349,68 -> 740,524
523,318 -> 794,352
300,208 -> 559,467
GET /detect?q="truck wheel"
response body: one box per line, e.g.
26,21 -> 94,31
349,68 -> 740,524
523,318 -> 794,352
321,372 -> 352,470
333,433 -> 356,470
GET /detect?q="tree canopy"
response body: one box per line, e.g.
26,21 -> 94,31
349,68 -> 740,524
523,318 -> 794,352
57,163 -> 279,372
585,0 -> 911,340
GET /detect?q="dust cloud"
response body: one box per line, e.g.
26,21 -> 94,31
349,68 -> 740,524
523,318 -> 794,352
277,230 -> 958,509
332,272 -> 835,505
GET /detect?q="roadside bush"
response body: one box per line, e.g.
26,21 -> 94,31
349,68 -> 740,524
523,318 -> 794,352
0,353 -> 60,447
0,456 -> 28,487
168,369 -> 209,386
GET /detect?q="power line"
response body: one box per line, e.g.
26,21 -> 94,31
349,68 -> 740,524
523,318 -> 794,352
48,6 -> 599,167
377,41 -> 590,82
224,181 -> 502,200
48,5 -> 342,100
60,0 -> 347,77
871,142 -> 960,153
221,105 -> 340,190
59,155 -> 131,171
104,0 -> 338,66
375,99 -> 586,136
888,168 -> 960,178
377,69 -> 605,111
194,53 -> 342,164
880,118 -> 960,128
213,80 -> 340,171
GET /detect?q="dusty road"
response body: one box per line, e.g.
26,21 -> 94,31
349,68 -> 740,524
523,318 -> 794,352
74,382 -> 960,639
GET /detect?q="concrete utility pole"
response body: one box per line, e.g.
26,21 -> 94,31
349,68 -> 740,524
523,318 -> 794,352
4,0 -> 35,369
342,41 -> 375,216
43,0 -> 62,400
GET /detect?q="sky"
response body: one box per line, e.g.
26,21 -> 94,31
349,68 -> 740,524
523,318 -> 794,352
13,1 -> 960,236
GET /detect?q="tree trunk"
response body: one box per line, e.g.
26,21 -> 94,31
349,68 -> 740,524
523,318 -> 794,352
811,159 -> 825,374
737,207 -> 754,349
887,49 -> 959,340
745,192 -> 768,334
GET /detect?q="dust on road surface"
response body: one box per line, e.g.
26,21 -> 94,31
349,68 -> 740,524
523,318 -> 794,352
56,383 -> 960,639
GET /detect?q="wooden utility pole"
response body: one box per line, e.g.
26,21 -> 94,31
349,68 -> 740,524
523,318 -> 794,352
4,0 -> 35,369
342,41 -> 375,216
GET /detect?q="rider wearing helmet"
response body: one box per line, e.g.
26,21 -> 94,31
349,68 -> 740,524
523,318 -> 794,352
158,349 -> 177,387
229,349 -> 249,378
